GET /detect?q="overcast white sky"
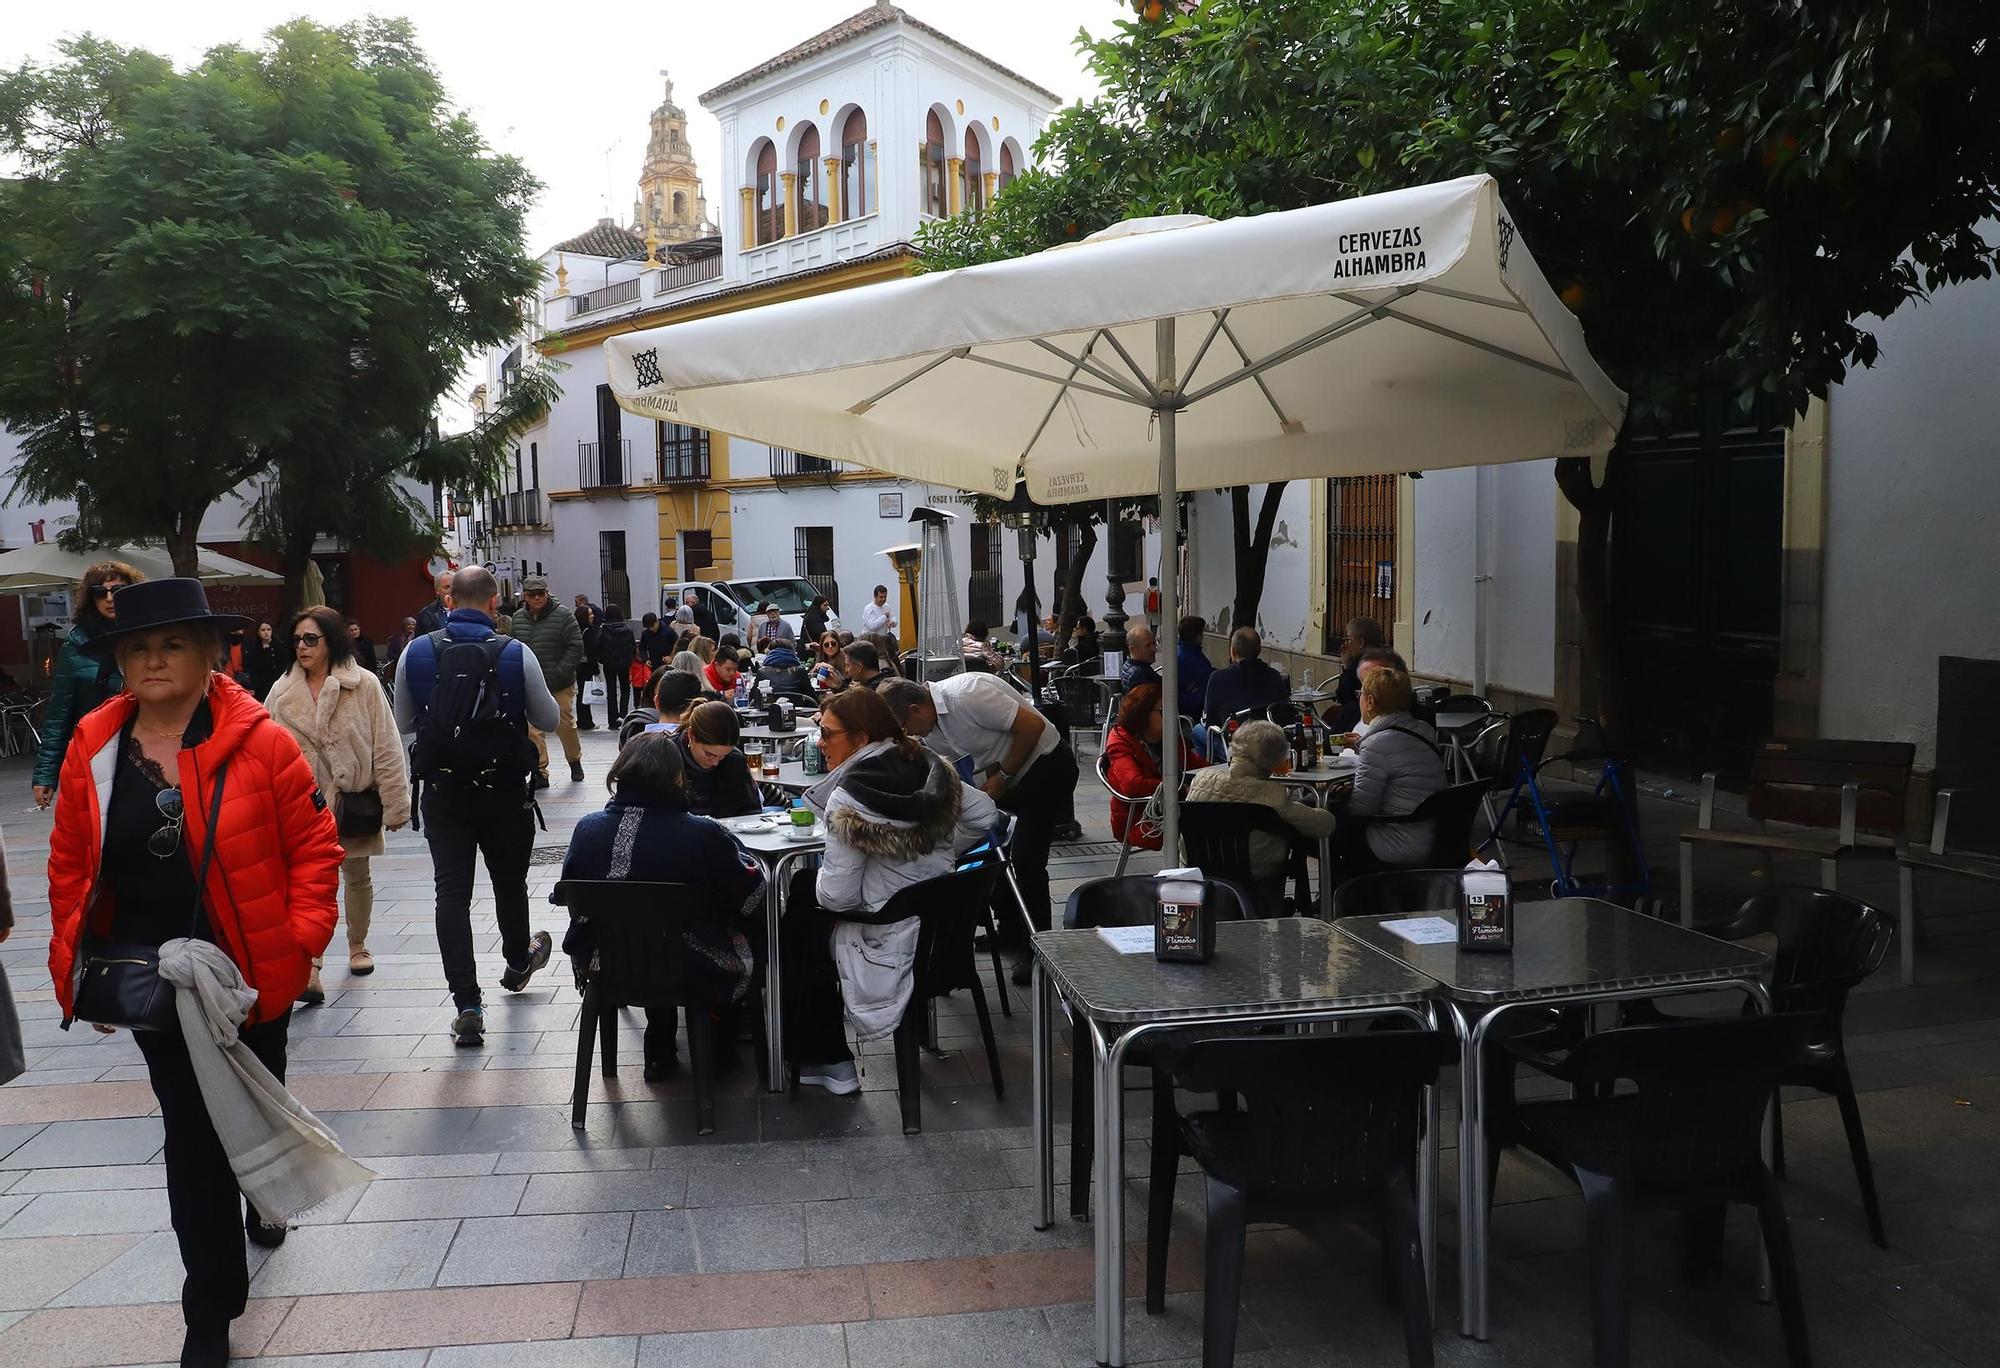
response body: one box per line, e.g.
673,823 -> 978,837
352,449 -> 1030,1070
4,1 -> 1120,251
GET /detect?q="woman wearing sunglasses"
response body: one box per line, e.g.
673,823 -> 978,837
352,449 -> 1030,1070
32,558 -> 145,809
45,579 -> 344,1368
264,606 -> 412,998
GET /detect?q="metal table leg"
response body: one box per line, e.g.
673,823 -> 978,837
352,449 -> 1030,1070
1090,1018 -> 1119,1366
1453,999 -> 1503,1340
1319,832 -> 1336,919
1419,1004 -> 1441,1319
761,850 -> 812,1093
1032,959 -> 1055,1232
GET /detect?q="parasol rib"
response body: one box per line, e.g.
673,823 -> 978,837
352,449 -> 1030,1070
1030,338 -> 1154,402
1179,286 -> 1416,406
848,348 -> 969,415
1334,294 -> 1574,380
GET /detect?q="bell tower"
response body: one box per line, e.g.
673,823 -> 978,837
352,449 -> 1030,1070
633,71 -> 713,246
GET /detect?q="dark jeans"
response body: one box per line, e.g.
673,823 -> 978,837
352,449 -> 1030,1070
422,784 -> 536,1009
136,1010 -> 289,1331
998,740 -> 1079,944
604,670 -> 632,723
781,869 -> 854,1068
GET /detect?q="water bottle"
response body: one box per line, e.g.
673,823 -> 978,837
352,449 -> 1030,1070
734,676 -> 747,708
802,734 -> 824,775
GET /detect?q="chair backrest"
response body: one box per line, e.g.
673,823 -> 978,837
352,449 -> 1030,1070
553,880 -> 723,1007
1744,737 -> 1916,834
876,863 -> 1004,998
1548,1015 -> 1818,1185
1179,801 -> 1296,888
1490,708 -> 1558,785
1064,873 -> 1256,929
962,655 -> 994,674
1264,701 -> 1308,730
1407,779 -> 1494,866
1162,1032 -> 1443,1193
1329,869 -> 1465,921
1725,886 -> 1892,1024
1436,693 -> 1490,714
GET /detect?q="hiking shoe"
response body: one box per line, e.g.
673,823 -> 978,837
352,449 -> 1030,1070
244,1201 -> 288,1248
297,959 -> 325,1006
532,773 -> 551,791
450,1004 -> 485,1047
501,931 -> 553,993
797,1060 -> 860,1095
569,759 -> 586,783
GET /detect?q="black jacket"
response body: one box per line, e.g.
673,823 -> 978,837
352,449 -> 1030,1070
596,619 -> 637,671
802,605 -> 830,641
693,606 -> 720,642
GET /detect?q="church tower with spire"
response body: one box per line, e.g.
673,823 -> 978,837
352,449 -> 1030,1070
633,71 -> 713,245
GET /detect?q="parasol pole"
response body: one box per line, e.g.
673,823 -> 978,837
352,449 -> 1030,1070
1155,317 -> 1182,864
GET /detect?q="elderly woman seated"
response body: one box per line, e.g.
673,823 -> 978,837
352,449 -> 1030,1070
554,732 -> 766,1080
1104,682 -> 1207,850
1338,665 -> 1445,873
1185,719 -> 1336,910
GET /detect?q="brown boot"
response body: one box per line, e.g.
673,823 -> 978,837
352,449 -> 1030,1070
298,958 -> 326,1006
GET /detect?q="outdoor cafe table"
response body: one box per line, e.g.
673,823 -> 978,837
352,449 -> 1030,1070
1332,900 -> 1772,1341
720,815 -> 827,1090
756,760 -> 817,794
1276,754 -> 1358,918
1431,709 -> 1492,784
1029,917 -> 1441,1367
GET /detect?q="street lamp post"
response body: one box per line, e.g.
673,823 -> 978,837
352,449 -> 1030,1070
997,483 -> 1051,702
1099,497 -> 1127,671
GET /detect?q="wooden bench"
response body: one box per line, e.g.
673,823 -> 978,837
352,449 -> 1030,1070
1898,789 -> 2000,985
1678,738 -> 1915,928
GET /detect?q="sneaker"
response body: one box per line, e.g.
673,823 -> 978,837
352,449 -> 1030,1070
569,759 -> 586,783
500,930 -> 553,992
244,1201 -> 288,1248
532,773 -> 551,791
797,1060 -> 860,1095
297,959 -> 325,1006
450,1004 -> 485,1047
348,945 -> 375,975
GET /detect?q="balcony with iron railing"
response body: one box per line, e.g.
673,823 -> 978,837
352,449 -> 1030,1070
654,255 -> 722,294
569,277 -> 642,318
770,447 -> 843,481
657,444 -> 710,484
579,439 -> 632,491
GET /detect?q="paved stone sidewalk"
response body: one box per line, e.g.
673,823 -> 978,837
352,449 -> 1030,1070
0,725 -> 1995,1366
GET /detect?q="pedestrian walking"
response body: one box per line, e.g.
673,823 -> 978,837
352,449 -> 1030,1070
33,558 -> 143,808
596,604 -> 637,725
265,606 -> 412,993
638,612 -> 674,669
415,571 -> 452,635
394,567 -> 560,1045
860,583 -> 896,638
879,673 -> 1079,984
511,576 -> 586,786
241,620 -> 288,700
574,599 -> 603,731
45,579 -> 350,1368
345,617 -> 379,674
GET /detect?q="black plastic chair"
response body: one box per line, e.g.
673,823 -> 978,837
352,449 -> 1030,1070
1329,868 -> 1466,920
1633,886 -> 1892,1247
1063,875 -> 1255,1222
555,879 -> 765,1136
954,813 -> 1039,1017
1501,1015 -> 1820,1368
812,863 -> 1006,1135
1145,1032 -> 1444,1368
1180,801 -> 1314,916
1346,779 -> 1494,870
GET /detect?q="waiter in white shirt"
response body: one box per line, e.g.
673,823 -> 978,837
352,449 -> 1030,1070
860,584 -> 896,637
881,674 -> 1079,982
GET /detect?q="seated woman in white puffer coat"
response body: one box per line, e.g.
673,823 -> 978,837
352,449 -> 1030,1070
782,686 -> 996,1095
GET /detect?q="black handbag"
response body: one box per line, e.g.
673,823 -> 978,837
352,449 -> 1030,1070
336,787 -> 384,839
70,759 -> 231,1032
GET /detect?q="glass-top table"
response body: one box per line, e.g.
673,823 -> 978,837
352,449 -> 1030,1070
1030,916 -> 1441,1366
1335,899 -> 1771,1340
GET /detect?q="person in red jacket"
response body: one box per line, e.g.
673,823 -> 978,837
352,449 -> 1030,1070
46,579 -> 342,1368
1104,682 -> 1206,850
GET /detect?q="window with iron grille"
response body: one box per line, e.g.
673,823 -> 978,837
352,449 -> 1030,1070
1324,474 -> 1399,653
968,523 -> 1004,627
1109,518 -> 1144,583
794,526 -> 834,582
599,531 -> 630,616
656,422 -> 709,481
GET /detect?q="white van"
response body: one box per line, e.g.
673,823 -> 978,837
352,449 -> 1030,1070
661,576 -> 839,643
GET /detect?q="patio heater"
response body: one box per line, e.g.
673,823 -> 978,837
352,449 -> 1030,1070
997,482 -> 1051,701
909,505 -> 963,682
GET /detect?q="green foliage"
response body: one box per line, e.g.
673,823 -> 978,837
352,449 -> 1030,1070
920,0 -> 2000,421
0,20 -> 542,573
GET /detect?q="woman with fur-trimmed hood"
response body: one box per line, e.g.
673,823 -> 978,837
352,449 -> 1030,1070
785,687 -> 996,1094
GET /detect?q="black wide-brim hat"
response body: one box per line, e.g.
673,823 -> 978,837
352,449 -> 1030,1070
81,577 -> 254,657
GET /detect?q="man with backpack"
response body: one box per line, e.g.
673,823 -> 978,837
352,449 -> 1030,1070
394,566 -> 562,1045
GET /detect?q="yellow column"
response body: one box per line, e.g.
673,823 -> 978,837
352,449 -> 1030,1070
918,143 -> 930,213
946,157 -> 964,214
781,172 -> 797,239
738,187 -> 755,249
825,155 -> 843,222
983,171 -> 998,210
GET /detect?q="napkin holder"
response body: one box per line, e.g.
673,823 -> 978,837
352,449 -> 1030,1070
765,699 -> 796,733
1154,867 -> 1213,963
1459,864 -> 1513,953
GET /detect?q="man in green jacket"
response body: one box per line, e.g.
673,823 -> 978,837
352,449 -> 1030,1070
511,577 -> 586,787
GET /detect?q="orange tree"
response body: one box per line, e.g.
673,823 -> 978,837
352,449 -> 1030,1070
918,0 -> 2000,727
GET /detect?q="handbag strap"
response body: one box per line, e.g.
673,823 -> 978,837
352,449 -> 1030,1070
189,756 -> 231,937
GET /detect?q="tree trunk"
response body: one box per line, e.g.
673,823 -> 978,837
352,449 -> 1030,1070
1554,447 -> 1624,742
1055,521 -> 1098,648
1230,482 -> 1287,633
164,516 -> 203,578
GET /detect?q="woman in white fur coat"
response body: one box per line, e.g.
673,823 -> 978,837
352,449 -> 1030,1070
264,605 -> 411,999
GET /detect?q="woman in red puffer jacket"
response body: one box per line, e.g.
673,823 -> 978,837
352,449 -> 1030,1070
45,580 -> 342,1368
1104,682 -> 1206,850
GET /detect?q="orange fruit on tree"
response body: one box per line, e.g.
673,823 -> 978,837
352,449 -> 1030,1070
1559,281 -> 1589,310
1710,205 -> 1736,235
1715,126 -> 1744,152
1680,207 -> 1698,235
1143,0 -> 1165,21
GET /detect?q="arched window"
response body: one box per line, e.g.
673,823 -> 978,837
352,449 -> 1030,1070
672,190 -> 686,219
924,110 -> 948,218
840,108 -> 872,219
999,143 -> 1018,192
962,130 -> 985,214
753,139 -> 781,244
797,124 -> 824,233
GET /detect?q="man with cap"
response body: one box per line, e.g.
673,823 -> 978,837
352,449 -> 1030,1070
510,576 -> 586,786
395,566 -> 562,1044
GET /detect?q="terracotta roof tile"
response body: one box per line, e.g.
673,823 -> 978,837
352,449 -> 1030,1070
700,2 -> 1060,106
550,222 -> 648,259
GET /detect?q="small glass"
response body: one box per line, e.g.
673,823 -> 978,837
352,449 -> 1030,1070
761,749 -> 781,779
744,740 -> 766,773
